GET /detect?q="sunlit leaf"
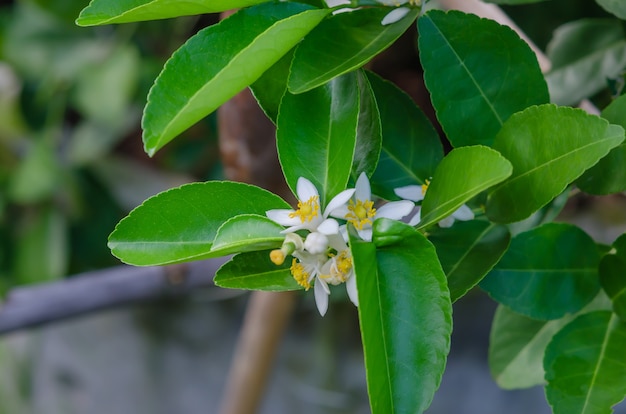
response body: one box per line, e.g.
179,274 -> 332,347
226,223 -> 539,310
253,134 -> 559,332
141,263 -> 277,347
214,250 -> 301,291
209,214 -> 286,256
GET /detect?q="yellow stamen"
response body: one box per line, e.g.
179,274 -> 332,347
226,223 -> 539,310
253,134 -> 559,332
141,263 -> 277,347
270,250 -> 285,265
290,259 -> 311,290
288,196 -> 320,223
421,179 -> 430,196
336,251 -> 353,278
346,199 -> 376,230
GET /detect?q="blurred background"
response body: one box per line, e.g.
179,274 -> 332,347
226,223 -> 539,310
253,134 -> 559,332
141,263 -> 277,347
0,0 -> 625,413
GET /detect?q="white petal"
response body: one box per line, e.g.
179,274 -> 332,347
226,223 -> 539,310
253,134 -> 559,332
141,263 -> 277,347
332,7 -> 355,14
318,218 -> 340,235
304,232 -> 329,254
325,0 -> 351,6
376,200 -> 414,220
329,204 -> 350,220
324,188 -> 355,217
452,204 -> 474,221
381,7 -> 410,26
408,207 -> 421,226
328,233 -> 348,252
296,177 -> 319,201
394,185 -> 424,202
346,274 -> 359,307
355,172 -> 371,202
438,216 -> 455,228
314,279 -> 330,316
266,209 -> 300,226
358,227 -> 373,242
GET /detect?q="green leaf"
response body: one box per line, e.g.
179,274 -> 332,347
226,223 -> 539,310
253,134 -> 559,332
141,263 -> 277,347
142,3 -> 328,156
249,49 -> 294,124
486,104 -> 625,223
108,181 -> 290,266
418,10 -> 548,147
578,94 -> 626,195
428,221 -> 511,303
76,0 -> 270,26
351,222 -> 451,414
288,7 -> 419,94
544,311 -> 626,414
599,254 -> 626,322
546,19 -> 626,106
352,70 -> 382,180
418,146 -> 512,229
277,71 -> 359,206
366,71 -> 443,200
483,0 -> 548,3
209,214 -> 286,256
214,250 -> 302,291
481,223 -> 601,320
596,0 -> 626,19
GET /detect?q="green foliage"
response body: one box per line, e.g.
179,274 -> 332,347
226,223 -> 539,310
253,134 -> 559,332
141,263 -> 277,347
214,250 -> 301,291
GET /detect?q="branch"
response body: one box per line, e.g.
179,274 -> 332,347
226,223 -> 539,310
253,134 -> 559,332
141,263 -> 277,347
0,257 -> 230,335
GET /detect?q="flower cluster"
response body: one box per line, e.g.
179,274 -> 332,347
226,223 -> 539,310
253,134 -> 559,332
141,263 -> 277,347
324,0 -> 423,26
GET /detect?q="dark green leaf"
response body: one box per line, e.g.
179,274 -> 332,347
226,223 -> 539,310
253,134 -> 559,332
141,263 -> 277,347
142,3 -> 328,156
544,311 -> 626,414
108,181 -> 290,266
487,105 -> 624,223
277,71 -> 359,206
352,70 -> 382,180
249,49 -> 294,124
351,222 -> 452,414
418,10 -> 548,147
288,7 -> 419,94
429,220 -> 511,302
481,223 -> 601,320
214,250 -> 301,291
209,214 -> 286,256
599,254 -> 626,322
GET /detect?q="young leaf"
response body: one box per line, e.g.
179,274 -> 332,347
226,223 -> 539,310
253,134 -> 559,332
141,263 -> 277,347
351,70 -> 382,180
366,71 -> 443,200
428,221 -> 511,303
418,10 -> 548,147
596,0 -> 626,19
277,71 -> 359,206
544,311 -> 626,414
481,223 -> 601,320
486,105 -> 625,223
351,221 -> 452,414
417,146 -> 512,230
288,7 -> 419,94
578,94 -> 626,195
546,19 -> 626,105
209,214 -> 286,256
108,182 -> 290,266
142,3 -> 329,156
214,250 -> 302,291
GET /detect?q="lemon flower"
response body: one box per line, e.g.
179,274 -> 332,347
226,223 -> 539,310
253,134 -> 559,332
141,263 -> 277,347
394,181 -> 474,228
331,172 -> 413,241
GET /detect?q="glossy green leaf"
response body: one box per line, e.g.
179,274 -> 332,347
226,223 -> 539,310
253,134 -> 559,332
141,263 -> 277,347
418,10 -> 548,147
209,214 -> 286,256
352,70 -> 382,180
108,181 -> 290,266
546,19 -> 626,106
599,254 -> 626,322
288,7 -> 419,94
486,105 -> 625,223
351,221 -> 451,414
366,71 -> 443,200
578,94 -> 626,195
76,0 -> 269,26
545,311 -> 626,414
483,0 -> 547,3
596,0 -> 626,19
481,223 -> 601,320
142,3 -> 328,156
249,49 -> 294,124
371,217 -> 418,248
277,71 -> 359,206
418,146 -> 512,229
428,220 -> 511,302
214,250 -> 301,291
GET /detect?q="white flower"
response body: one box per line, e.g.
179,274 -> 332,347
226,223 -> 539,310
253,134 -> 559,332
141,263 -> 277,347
266,177 -> 354,235
394,180 -> 474,228
332,172 -> 413,241
381,7 -> 411,25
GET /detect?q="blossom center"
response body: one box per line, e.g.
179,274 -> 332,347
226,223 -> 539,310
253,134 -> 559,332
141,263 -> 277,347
346,199 -> 376,230
421,179 -> 430,196
336,251 -> 353,278
289,196 -> 319,223
290,259 -> 312,290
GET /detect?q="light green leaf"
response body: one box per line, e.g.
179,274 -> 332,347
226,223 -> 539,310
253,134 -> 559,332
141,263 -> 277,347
277,71 -> 359,206
481,223 -> 601,320
214,250 -> 301,291
596,0 -> 626,19
418,146 -> 512,229
418,10 -> 548,147
366,71 -> 443,200
428,221 -> 511,302
288,7 -> 419,94
108,181 -> 290,266
76,0 -> 270,26
209,214 -> 286,256
142,3 -> 328,156
546,19 -> 626,105
351,221 -> 452,414
487,104 -> 625,223
545,311 -> 626,414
